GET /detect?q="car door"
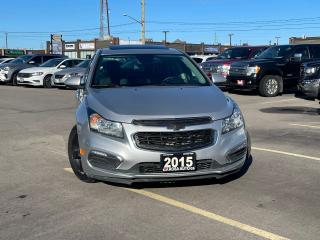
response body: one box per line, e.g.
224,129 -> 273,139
283,45 -> 310,86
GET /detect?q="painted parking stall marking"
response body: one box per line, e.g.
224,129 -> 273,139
63,167 -> 289,240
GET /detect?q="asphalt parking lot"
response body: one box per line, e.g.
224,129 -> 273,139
0,85 -> 319,240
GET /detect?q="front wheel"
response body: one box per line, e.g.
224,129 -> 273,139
12,72 -> 18,86
43,75 -> 52,88
68,126 -> 96,183
258,75 -> 281,97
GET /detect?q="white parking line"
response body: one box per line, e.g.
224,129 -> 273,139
63,167 -> 290,240
252,147 -> 320,161
289,123 -> 320,129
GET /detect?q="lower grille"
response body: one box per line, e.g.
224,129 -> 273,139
138,159 -> 218,174
134,129 -> 214,152
18,73 -> 32,78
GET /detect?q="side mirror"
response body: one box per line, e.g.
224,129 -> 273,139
65,76 -> 83,89
59,65 -> 66,69
290,53 -> 302,62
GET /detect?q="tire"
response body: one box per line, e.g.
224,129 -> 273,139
68,125 -> 96,183
12,72 -> 18,86
259,75 -> 281,97
43,75 -> 52,88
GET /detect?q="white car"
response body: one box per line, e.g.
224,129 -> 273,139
191,54 -> 218,64
0,58 -> 14,65
17,58 -> 83,88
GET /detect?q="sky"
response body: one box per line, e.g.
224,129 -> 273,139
2,0 -> 320,49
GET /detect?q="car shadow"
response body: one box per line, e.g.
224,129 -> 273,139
225,87 -> 297,96
103,156 -> 253,189
260,106 -> 320,115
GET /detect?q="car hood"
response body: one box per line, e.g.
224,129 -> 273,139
86,86 -> 234,123
20,67 -> 55,73
55,67 -> 86,75
201,59 -> 243,68
232,58 -> 281,67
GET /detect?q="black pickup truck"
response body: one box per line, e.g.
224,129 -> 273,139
296,61 -> 320,101
227,44 -> 320,97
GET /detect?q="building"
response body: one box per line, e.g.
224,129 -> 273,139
289,36 -> 320,44
46,37 -> 230,58
0,49 -> 45,57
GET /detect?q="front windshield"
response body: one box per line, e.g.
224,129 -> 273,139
10,55 -> 32,64
256,46 -> 293,59
40,58 -> 65,67
91,54 -> 210,88
76,60 -> 90,68
217,48 -> 250,59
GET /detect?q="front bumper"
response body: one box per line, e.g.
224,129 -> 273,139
17,76 -> 44,86
77,121 -> 251,184
296,79 -> 320,100
227,75 -> 258,90
52,75 -> 68,87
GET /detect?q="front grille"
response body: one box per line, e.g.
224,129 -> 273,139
132,117 -> 212,127
55,74 -> 64,79
134,129 -> 214,151
138,159 -> 218,174
201,63 -> 218,72
229,66 -> 247,76
18,73 -> 32,78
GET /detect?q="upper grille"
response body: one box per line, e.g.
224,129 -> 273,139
18,73 -> 32,78
132,117 -> 212,127
134,129 -> 214,151
55,74 -> 65,79
229,66 -> 247,76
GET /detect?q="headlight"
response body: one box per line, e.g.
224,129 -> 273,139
31,72 -> 43,76
3,67 -> 10,71
246,66 -> 260,76
222,103 -> 244,134
89,113 -> 124,138
305,66 -> 318,76
66,73 -> 80,79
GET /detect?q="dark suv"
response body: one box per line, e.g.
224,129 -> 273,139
227,44 -> 320,97
200,46 -> 267,87
0,54 -> 66,85
296,61 -> 320,101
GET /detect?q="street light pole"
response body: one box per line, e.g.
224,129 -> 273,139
275,36 -> 280,45
141,0 -> 145,44
162,31 -> 169,45
5,32 -> 8,49
228,33 -> 234,47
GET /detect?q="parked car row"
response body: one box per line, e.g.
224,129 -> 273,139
198,43 -> 320,97
0,53 -> 89,88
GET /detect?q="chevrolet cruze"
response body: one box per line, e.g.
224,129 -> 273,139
67,45 -> 251,184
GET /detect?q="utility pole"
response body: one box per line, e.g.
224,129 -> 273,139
106,0 -> 111,36
141,0 -> 145,44
162,31 -> 169,45
228,33 -> 234,47
275,36 -> 280,45
100,0 -> 111,39
5,32 -> 8,49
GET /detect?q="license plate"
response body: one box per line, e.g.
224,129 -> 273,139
237,80 -> 245,86
161,153 -> 196,172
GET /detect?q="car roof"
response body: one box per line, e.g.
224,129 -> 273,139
101,45 -> 182,55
